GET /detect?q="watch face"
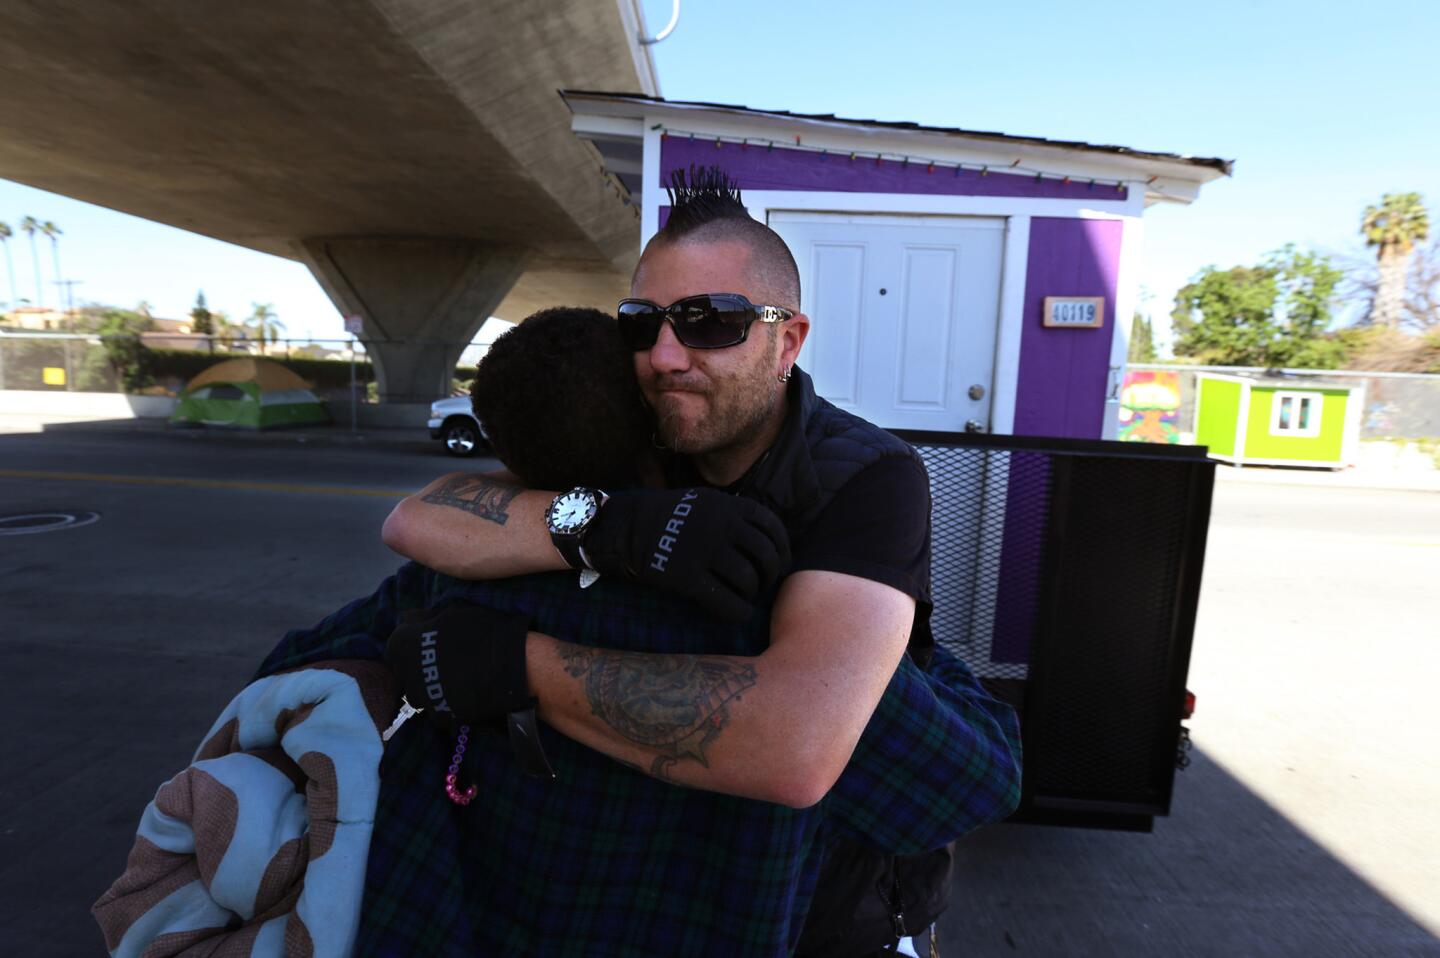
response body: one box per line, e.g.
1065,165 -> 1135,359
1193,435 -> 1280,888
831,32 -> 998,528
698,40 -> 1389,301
548,490 -> 596,534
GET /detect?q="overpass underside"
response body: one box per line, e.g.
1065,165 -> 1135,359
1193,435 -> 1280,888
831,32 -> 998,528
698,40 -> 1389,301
0,0 -> 654,401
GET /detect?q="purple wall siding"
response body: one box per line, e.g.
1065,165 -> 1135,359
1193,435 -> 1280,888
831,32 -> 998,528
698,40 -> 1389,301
990,219 -> 1121,662
990,452 -> 1052,665
660,135 -> 1127,201
1012,217 -> 1122,438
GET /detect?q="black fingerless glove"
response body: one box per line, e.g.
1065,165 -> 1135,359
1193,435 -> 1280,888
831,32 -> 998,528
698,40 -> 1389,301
580,487 -> 792,622
384,603 -> 533,728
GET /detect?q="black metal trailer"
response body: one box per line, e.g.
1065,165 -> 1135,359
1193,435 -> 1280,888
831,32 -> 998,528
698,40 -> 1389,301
896,430 -> 1214,832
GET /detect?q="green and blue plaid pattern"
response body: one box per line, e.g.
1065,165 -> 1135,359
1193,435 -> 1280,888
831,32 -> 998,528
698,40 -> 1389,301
256,562 -> 1020,956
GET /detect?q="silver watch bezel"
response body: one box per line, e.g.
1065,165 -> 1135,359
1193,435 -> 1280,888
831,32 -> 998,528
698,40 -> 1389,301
546,487 -> 602,536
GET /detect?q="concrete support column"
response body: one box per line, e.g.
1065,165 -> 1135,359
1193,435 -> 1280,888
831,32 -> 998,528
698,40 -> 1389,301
299,238 -> 529,403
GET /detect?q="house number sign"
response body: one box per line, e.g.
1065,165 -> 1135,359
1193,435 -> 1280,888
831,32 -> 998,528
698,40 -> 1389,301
1042,296 -> 1106,328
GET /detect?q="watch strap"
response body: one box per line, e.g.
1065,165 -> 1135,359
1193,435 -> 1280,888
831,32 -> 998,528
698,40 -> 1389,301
551,532 -> 585,570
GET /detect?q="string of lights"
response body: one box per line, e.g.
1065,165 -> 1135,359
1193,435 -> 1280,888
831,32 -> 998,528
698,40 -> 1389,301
652,127 -> 1163,194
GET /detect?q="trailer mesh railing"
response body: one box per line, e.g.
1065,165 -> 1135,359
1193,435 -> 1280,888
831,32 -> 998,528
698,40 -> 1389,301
918,444 -> 1052,682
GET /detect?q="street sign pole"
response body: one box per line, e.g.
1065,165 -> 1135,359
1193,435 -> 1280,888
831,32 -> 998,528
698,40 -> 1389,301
349,338 -> 358,433
344,315 -> 363,433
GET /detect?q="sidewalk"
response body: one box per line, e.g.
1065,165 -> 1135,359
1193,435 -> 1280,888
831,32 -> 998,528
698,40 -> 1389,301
1213,463 -> 1440,493
1211,443 -> 1440,494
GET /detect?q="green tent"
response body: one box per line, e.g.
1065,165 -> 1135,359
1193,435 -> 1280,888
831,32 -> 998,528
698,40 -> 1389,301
171,357 -> 330,429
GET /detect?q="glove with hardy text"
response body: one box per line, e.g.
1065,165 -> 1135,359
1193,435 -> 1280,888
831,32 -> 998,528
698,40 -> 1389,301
580,487 -> 791,623
383,603 -> 533,729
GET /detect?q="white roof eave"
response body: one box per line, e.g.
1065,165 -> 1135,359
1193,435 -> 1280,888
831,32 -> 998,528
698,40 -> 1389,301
564,92 -> 1229,203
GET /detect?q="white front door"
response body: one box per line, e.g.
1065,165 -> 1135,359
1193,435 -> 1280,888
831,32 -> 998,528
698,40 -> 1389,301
768,212 -> 1004,432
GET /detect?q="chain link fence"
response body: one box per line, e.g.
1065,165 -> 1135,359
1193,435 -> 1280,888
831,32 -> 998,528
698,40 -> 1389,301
8,337 -> 1433,440
1128,364 -> 1440,440
0,332 -> 490,406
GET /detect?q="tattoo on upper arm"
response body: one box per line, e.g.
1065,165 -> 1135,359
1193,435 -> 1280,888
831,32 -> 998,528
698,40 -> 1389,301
558,647 -> 757,780
420,474 -> 522,525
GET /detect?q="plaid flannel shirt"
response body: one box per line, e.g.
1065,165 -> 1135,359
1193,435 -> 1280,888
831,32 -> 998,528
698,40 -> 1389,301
256,562 -> 1021,957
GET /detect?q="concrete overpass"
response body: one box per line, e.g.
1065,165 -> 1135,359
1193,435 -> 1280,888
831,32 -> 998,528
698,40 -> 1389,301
0,0 -> 655,401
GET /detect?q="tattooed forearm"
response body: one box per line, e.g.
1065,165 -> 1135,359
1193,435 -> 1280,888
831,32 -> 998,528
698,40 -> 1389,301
420,474 -> 522,525
611,754 -> 681,786
558,646 -> 757,773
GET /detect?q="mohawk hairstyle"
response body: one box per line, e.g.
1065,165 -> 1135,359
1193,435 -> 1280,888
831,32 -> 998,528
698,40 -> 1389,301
662,165 -> 749,235
650,165 -> 802,310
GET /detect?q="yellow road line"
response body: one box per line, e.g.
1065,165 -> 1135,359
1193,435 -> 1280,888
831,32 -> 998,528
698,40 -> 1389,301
0,468 -> 410,499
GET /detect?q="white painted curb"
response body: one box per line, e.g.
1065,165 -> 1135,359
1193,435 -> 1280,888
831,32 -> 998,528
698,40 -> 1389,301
0,390 -> 177,418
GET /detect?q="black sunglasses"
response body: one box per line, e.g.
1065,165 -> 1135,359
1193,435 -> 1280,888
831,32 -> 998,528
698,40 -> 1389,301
617,294 -> 794,350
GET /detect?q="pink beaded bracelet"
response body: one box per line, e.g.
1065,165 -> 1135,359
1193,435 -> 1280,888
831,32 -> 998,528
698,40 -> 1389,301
444,724 -> 478,806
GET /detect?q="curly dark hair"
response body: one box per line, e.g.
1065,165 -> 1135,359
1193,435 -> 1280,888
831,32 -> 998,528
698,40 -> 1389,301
470,307 -> 652,491
646,165 -> 801,310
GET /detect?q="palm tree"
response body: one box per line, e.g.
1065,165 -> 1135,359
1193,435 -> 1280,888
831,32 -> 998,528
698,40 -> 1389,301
212,310 -> 244,350
19,216 -> 43,308
248,302 -> 285,355
40,221 -> 65,313
1362,192 -> 1430,326
0,222 -> 17,311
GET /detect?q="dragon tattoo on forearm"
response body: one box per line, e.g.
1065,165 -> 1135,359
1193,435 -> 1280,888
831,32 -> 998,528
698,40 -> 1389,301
558,647 -> 758,783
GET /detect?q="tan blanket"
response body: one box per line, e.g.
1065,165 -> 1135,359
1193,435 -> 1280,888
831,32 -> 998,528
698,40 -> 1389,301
93,661 -> 394,958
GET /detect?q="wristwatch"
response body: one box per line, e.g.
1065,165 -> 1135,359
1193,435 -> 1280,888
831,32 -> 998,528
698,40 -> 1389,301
545,486 -> 609,572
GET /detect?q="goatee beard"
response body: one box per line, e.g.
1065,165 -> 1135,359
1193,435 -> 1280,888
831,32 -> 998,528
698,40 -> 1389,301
654,380 -> 781,457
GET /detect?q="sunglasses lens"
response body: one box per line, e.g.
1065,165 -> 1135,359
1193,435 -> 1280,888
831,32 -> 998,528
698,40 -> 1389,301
617,295 -> 760,350
617,302 -> 664,350
672,296 -> 751,348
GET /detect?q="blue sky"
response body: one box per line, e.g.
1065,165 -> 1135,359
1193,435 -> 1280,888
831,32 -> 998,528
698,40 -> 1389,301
1,0 -> 1436,351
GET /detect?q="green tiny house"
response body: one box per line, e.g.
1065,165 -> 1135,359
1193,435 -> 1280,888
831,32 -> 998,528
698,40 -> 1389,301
1193,373 -> 1363,469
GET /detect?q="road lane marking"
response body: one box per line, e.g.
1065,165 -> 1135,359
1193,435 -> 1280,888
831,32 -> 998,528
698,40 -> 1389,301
0,468 -> 410,499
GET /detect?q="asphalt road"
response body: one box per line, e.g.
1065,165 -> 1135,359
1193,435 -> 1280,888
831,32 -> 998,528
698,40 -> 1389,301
941,479 -> 1440,958
1,427 -> 1436,956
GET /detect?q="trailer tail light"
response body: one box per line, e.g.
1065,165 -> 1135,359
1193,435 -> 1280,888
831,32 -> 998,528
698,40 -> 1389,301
1181,690 -> 1196,720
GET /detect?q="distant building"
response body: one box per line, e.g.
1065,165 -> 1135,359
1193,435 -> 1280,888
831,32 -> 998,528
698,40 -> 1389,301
147,317 -> 194,335
2,306 -> 71,330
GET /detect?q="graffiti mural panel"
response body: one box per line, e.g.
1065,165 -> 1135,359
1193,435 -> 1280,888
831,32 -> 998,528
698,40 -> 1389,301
1118,370 -> 1182,444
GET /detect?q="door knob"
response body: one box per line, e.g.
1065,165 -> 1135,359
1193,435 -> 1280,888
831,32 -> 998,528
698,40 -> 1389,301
964,419 -> 986,433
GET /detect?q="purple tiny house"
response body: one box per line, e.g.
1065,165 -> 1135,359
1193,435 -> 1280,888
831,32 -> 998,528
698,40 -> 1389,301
565,99 -> 1222,831
563,91 -> 1230,440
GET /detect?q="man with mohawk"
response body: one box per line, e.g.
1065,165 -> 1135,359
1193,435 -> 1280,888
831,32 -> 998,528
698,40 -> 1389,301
265,170 -> 1020,956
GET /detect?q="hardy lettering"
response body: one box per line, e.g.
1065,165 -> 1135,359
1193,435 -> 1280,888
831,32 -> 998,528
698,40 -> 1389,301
648,489 -> 702,570
650,490 -> 700,572
419,630 -> 450,712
